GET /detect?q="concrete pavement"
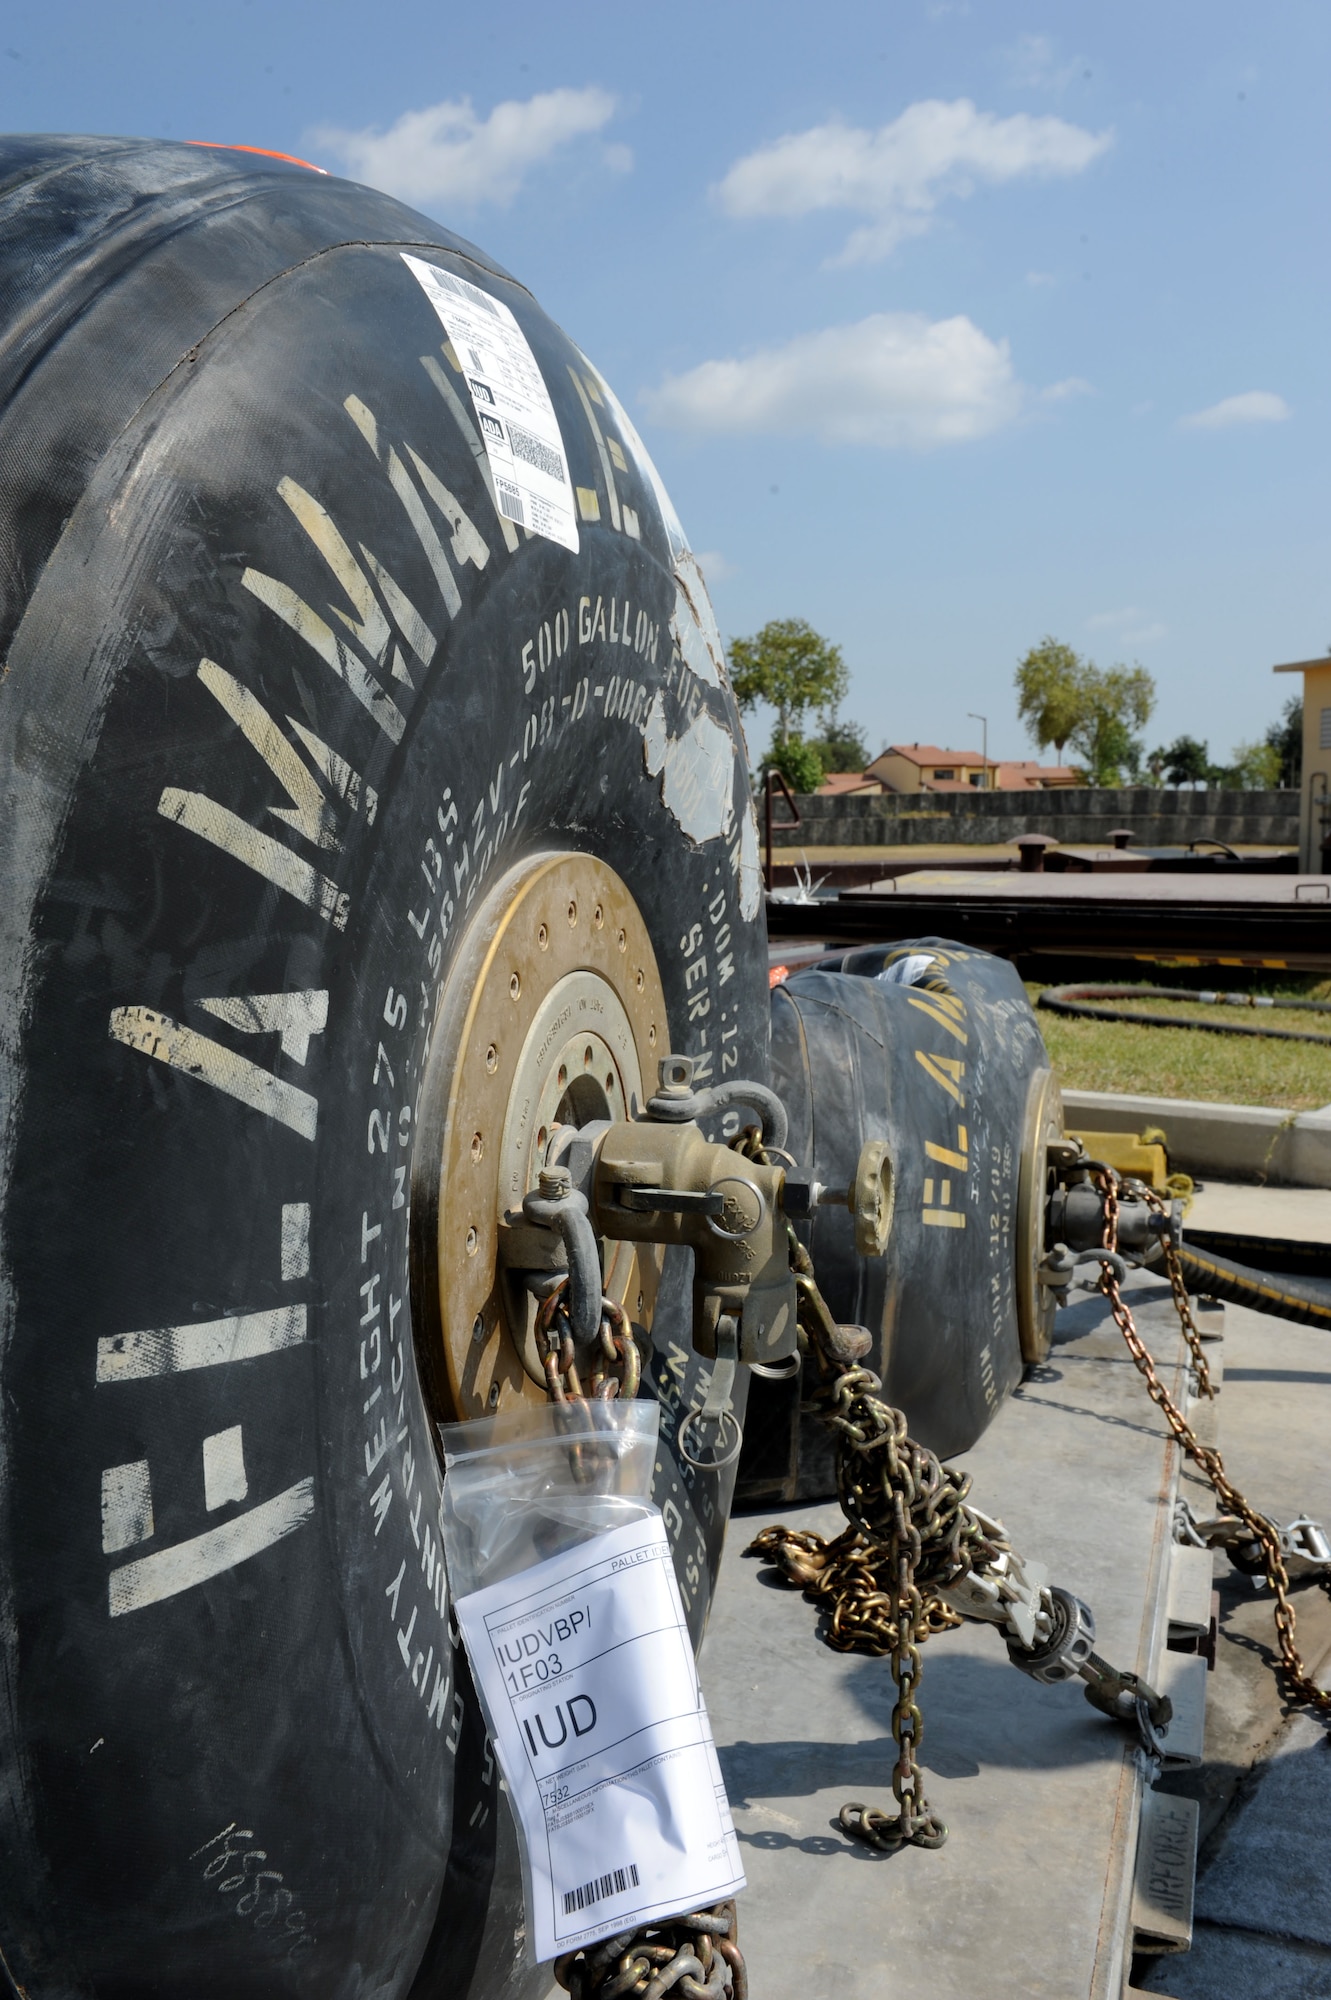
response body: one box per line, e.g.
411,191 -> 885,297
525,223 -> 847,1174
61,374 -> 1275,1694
694,1180 -> 1331,1998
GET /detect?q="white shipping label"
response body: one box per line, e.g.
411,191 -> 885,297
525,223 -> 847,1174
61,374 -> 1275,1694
402,252 -> 580,554
454,1513 -> 745,1963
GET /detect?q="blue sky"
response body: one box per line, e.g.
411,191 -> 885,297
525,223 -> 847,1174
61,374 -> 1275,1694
7,1 -> 1328,766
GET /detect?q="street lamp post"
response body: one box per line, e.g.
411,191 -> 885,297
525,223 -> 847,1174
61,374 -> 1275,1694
968,711 -> 990,790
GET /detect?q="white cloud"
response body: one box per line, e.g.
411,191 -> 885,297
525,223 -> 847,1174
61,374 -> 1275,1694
642,312 -> 1024,450
1003,33 -> 1084,93
1180,390 -> 1291,430
714,98 -> 1112,263
310,87 -> 620,209
1041,376 -> 1092,402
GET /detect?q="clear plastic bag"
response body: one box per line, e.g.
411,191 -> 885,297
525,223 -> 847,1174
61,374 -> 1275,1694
438,1398 -> 743,1964
439,1399 -> 661,1598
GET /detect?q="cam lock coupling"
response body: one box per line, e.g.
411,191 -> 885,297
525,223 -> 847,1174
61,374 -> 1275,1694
522,1056 -> 893,1373
592,1066 -> 796,1369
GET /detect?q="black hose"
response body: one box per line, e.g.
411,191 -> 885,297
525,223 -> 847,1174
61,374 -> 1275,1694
1178,1244 -> 1331,1329
1039,984 -> 1331,1046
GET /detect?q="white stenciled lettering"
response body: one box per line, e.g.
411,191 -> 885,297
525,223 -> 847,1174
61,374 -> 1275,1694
158,786 -> 348,928
196,659 -> 338,849
343,395 -> 464,621
275,476 -> 436,674
196,989 -> 328,1065
106,1479 -> 315,1617
158,662 -> 350,924
101,1460 -> 154,1553
281,1202 -> 311,1280
242,566 -> 407,744
96,1305 -> 307,1383
203,1425 -> 249,1510
109,1008 -> 319,1139
406,446 -> 490,573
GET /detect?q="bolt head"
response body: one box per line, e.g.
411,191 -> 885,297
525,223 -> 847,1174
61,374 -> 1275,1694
657,1053 -> 694,1093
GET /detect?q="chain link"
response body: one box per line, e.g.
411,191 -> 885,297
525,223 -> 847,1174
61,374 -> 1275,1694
745,1523 -> 964,1654
536,1284 -> 642,1405
748,1355 -> 1011,1851
1135,1182 -> 1214,1399
552,1901 -> 746,2000
735,1124 -> 1018,1851
1096,1170 -> 1331,1714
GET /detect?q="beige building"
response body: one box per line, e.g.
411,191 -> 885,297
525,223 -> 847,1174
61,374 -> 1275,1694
1273,655 -> 1331,870
863,744 -> 1079,795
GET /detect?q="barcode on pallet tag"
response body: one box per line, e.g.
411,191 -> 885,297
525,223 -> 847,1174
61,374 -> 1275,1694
495,478 -> 525,525
563,1860 -> 641,1916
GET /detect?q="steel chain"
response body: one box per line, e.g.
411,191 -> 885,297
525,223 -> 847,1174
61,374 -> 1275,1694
1096,1170 -> 1331,1714
552,1901 -> 745,2000
734,1126 -> 1012,1850
1135,1182 -> 1214,1399
536,1284 -> 642,1405
748,1351 -> 1007,1851
744,1523 -> 964,1654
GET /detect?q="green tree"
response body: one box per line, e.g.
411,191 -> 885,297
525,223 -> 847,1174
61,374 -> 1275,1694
1156,735 -> 1211,788
1223,740 -> 1284,789
763,735 -> 826,795
1014,637 -> 1086,758
1067,664 -> 1156,786
808,713 -> 870,773
729,618 -> 848,746
1264,696 -> 1302,788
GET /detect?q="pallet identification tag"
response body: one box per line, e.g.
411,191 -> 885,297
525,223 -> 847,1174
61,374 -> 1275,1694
402,252 -> 580,554
454,1512 -> 745,1963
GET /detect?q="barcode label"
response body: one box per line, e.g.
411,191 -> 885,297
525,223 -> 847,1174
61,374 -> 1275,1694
402,251 -> 580,555
508,421 -> 566,484
429,265 -> 500,317
563,1861 -> 641,1916
495,478 -> 525,525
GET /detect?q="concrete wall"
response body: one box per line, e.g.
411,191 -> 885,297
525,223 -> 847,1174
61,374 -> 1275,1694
771,786 -> 1299,849
1063,1089 -> 1331,1187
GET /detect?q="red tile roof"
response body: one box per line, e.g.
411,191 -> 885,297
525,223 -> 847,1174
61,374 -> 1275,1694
815,770 -> 887,795
872,744 -> 985,768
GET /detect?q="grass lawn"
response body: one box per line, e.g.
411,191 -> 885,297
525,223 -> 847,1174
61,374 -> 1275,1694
1026,978 -> 1331,1111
